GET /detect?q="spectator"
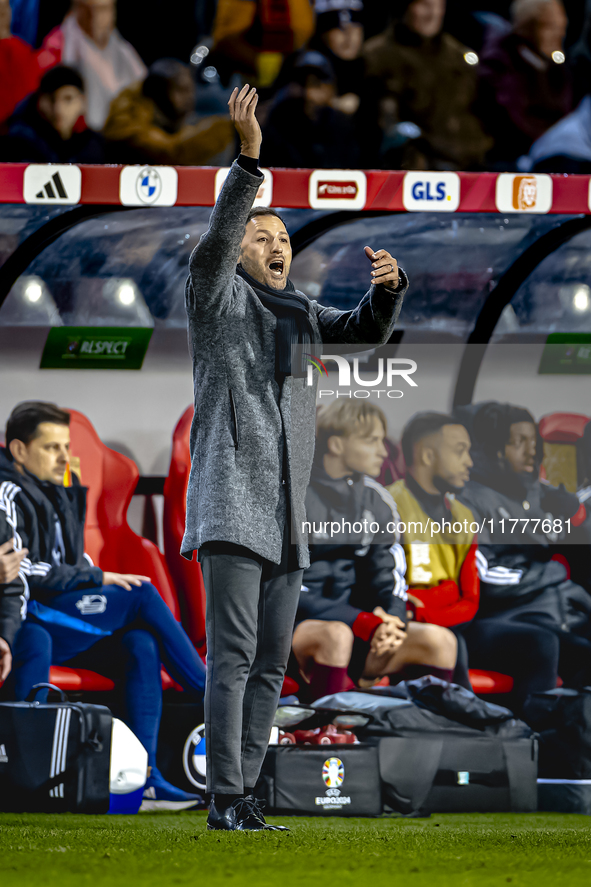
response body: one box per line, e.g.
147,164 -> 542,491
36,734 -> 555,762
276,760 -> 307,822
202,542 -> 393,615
567,0 -> 591,106
260,50 -> 361,168
362,0 -> 491,170
37,0 -> 146,131
456,401 -> 591,696
478,0 -> 571,168
0,0 -> 41,127
0,402 -> 206,809
210,0 -> 315,89
293,401 -> 458,702
0,66 -> 106,163
310,0 -> 365,115
103,58 -> 235,165
527,91 -> 591,172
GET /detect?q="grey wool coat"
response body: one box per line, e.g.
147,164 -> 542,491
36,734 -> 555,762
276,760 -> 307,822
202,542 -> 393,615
182,160 -> 408,569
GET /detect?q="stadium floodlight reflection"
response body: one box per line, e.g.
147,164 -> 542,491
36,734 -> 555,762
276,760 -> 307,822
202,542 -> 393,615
117,283 -> 136,306
24,281 -> 43,303
573,286 -> 590,312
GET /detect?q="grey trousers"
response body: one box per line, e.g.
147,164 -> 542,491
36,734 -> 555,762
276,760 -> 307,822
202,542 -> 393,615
198,521 -> 303,794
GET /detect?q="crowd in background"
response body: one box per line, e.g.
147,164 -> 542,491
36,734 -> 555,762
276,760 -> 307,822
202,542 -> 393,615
2,0 -> 591,172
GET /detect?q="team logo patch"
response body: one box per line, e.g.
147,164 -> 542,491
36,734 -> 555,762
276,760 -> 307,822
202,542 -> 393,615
119,165 -> 178,206
402,171 -> 460,212
495,173 -> 552,213
316,757 -> 351,809
23,165 -> 82,205
322,757 -> 344,788
308,170 -> 366,210
137,167 -> 162,203
183,723 -> 207,790
75,594 -> 107,615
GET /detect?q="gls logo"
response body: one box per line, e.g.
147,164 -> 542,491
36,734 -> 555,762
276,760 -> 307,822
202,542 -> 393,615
403,172 -> 460,212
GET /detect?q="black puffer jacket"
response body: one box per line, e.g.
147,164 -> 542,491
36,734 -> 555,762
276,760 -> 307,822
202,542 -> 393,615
297,463 -> 408,627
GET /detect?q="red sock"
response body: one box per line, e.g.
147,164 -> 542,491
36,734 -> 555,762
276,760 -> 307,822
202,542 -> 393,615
307,663 -> 350,702
399,664 -> 454,683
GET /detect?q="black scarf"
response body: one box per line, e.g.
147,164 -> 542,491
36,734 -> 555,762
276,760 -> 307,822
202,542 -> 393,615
236,264 -> 316,377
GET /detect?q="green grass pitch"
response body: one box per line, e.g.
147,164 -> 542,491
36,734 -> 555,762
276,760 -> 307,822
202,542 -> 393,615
1,811 -> 590,887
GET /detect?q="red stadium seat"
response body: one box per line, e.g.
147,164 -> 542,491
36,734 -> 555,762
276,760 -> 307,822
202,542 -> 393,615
468,669 -> 514,694
539,411 -> 591,491
162,406 -> 206,654
67,409 -> 180,618
48,666 -> 180,693
49,665 -> 114,692
539,412 -> 591,444
42,409 -> 190,695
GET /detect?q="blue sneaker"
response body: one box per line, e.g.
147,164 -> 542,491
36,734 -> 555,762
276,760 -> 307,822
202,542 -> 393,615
140,767 -> 205,812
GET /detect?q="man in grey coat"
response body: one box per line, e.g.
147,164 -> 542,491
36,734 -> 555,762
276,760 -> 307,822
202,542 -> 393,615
183,84 -> 408,831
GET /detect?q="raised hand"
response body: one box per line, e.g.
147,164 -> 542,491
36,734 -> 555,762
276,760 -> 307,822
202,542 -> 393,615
228,84 -> 262,159
364,246 -> 399,290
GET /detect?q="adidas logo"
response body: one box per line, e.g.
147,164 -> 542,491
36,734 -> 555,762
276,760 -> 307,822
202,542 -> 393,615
0,743 -> 8,763
143,786 -> 156,799
35,172 -> 68,200
23,165 -> 82,205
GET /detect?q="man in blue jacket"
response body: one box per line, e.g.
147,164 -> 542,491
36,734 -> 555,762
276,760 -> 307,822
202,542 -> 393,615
0,401 -> 207,810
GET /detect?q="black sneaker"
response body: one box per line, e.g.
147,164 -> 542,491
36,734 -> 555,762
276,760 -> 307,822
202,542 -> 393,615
236,796 -> 290,832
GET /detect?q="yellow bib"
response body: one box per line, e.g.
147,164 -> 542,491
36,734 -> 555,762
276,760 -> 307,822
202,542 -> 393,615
387,480 -> 476,587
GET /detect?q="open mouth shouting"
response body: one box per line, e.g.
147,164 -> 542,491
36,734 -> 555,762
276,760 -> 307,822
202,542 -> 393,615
268,258 -> 285,279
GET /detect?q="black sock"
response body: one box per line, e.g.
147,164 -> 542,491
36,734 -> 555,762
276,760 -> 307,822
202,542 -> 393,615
214,792 -> 242,810
244,787 -> 255,799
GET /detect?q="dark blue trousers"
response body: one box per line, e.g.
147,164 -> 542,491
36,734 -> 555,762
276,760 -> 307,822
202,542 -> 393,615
7,583 -> 206,766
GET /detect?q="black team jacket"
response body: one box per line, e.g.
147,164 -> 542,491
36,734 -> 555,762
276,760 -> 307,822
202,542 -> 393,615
0,446 -> 103,647
297,463 -> 408,642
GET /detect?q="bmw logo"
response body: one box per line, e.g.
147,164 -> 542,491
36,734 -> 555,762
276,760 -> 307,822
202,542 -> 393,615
135,166 -> 162,205
183,723 -> 206,790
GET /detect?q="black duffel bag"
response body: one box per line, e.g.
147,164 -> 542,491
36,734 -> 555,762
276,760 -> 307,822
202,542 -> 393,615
258,743 -> 382,817
523,687 -> 591,814
360,679 -> 537,815
0,684 -> 112,813
258,678 -> 538,816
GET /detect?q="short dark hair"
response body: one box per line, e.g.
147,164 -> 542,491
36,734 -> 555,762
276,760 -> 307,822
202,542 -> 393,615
5,402 -> 70,458
401,411 -> 458,466
245,207 -> 288,229
39,65 -> 84,96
